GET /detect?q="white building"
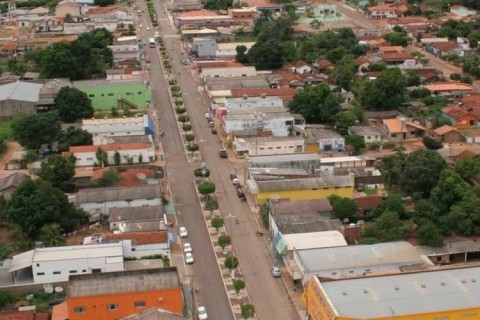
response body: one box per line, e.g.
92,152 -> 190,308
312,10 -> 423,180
193,37 -> 216,57
82,114 -> 153,145
201,66 -> 257,79
450,4 -> 476,17
223,112 -> 299,137
309,128 -> 345,152
67,142 -> 155,166
232,136 -> 305,156
108,205 -> 165,232
106,232 -> 170,259
63,21 -> 118,34
225,95 -> 284,110
349,126 -> 382,143
73,184 -> 162,221
8,243 -> 125,284
216,41 -> 255,58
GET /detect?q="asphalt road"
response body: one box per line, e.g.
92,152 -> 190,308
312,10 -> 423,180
136,2 -> 234,319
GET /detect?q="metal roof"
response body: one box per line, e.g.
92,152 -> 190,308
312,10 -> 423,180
0,81 -> 43,103
68,268 -> 180,297
319,266 -> 480,318
33,243 -> 123,262
285,231 -> 347,250
250,153 -> 321,164
8,250 -> 35,272
273,212 -> 341,234
255,176 -> 354,192
74,185 -> 161,203
108,205 -> 164,222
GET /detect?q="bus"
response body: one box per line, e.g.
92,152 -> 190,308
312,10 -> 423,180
149,38 -> 155,48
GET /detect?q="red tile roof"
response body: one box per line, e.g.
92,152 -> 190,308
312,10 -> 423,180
106,231 -> 168,245
179,9 -> 219,18
0,311 -> 49,320
434,125 -> 458,136
379,46 -> 404,53
69,143 -> 151,153
425,83 -> 472,92
379,52 -> 414,62
88,5 -> 124,14
355,195 -> 382,211
442,105 -> 472,119
430,41 -> 459,52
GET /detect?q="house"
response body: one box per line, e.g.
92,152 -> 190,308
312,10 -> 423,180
73,184 -> 162,221
36,17 -> 64,32
56,1 -> 82,18
433,125 -> 463,143
0,311 -> 48,320
0,80 -> 44,117
192,37 -> 216,57
381,118 -> 426,141
37,78 -> 71,112
252,175 -> 355,205
86,5 -> 132,21
108,205 -> 165,232
379,52 -> 416,67
181,28 -> 219,42
81,115 -> 154,145
7,243 -> 125,284
200,66 -> 257,79
228,7 -> 257,25
268,198 -> 333,217
28,7 -> 49,17
367,4 -> 398,19
296,241 -> 429,285
307,128 -> 345,152
105,231 -> 171,258
425,83 -> 473,98
66,143 -> 155,167
349,126 -> 382,143
464,130 -> 480,144
0,172 -> 29,200
418,239 -> 480,265
232,136 -> 305,157
65,268 -> 183,320
230,88 -> 296,103
442,106 -> 477,129
450,4 -> 476,17
355,195 -> 382,217
287,61 -> 312,75
425,41 -> 461,58
175,10 -> 234,27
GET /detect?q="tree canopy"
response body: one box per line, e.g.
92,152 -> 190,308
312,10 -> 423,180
403,149 -> 447,197
94,0 -> 114,6
58,126 -> 93,152
363,211 -> 406,242
329,195 -> 357,221
55,87 -> 94,123
36,155 -> 75,191
11,112 -> 61,149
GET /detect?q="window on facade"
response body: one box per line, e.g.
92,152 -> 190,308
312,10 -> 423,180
92,268 -> 102,273
53,271 -> 61,275
107,304 -> 118,311
37,272 -> 45,276
127,132 -> 131,134
268,147 -> 273,149
82,269 -> 87,272
134,301 -> 146,308
276,147 -> 281,149
69,270 -> 77,274
108,93 -> 114,96
74,306 -> 85,313
86,157 -> 93,161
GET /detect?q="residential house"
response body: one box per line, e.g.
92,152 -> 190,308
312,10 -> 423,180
378,46 -> 404,54
192,37 -> 216,57
7,243 -> 125,284
230,88 -> 296,104
296,241 -> 430,285
175,10 -> 234,28
224,95 -> 284,111
425,41 -> 461,58
0,311 -> 48,320
418,239 -> 480,265
0,80 -> 43,117
307,127 -> 345,152
379,52 -> 416,67
65,268 -> 183,320
464,130 -> 480,144
0,41 -> 18,57
108,44 -> 141,61
313,59 -> 334,73
81,115 -> 154,145
73,184 -> 162,221
56,1 -> 82,18
433,125 -> 464,143
367,4 -> 399,19
252,175 -> 355,205
425,83 -> 473,98
28,7 -> 49,17
442,106 -> 477,129
228,8 -> 257,25
349,126 -> 382,143
106,231 -> 171,258
0,172 -> 29,200
287,61 -> 312,75
66,143 -> 155,167
355,195 -> 382,217
36,17 -> 64,32
268,198 -> 333,217
181,28 -> 219,42
386,17 -> 428,32
450,4 -> 477,17
106,68 -> 143,81
108,205 -> 165,232
232,136 -> 305,157
381,118 -> 426,141
86,6 -> 132,21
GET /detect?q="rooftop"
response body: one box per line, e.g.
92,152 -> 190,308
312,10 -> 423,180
0,81 -> 43,103
68,142 -> 152,153
349,126 -> 382,136
74,184 -> 161,203
120,308 -> 183,320
272,212 -> 341,234
68,268 -> 180,297
106,231 -> 168,245
434,124 -> 458,136
0,311 -> 48,320
355,195 -> 382,211
307,127 -> 344,140
425,82 -> 472,92
72,79 -> 145,88
417,239 -> 480,256
269,198 -> 332,214
318,266 -> 480,318
108,205 -> 164,222
0,172 -> 29,192
255,176 -> 354,192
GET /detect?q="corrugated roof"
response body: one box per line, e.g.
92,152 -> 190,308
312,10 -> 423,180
269,198 -> 332,214
425,83 -> 472,92
108,205 -> 164,222
273,212 -> 341,234
434,124 -> 458,136
256,176 -> 353,192
74,184 -> 161,203
106,231 -> 168,245
33,243 -> 123,262
0,81 -> 43,102
0,311 -> 49,320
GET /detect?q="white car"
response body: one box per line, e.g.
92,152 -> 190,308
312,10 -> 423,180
271,266 -> 281,277
179,227 -> 188,238
185,252 -> 194,264
138,24 -> 143,28
183,242 -> 192,253
198,306 -> 208,320
147,27 -> 151,31
232,177 -> 239,185
204,112 -> 211,119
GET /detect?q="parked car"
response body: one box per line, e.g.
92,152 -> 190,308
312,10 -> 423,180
230,173 -> 239,185
198,306 -> 208,320
236,185 -> 246,201
179,227 -> 188,238
204,112 -> 211,119
147,27 -> 151,31
219,149 -> 227,158
208,121 -> 214,128
211,128 -> 217,134
185,252 -> 194,264
183,243 -> 192,253
271,266 -> 281,277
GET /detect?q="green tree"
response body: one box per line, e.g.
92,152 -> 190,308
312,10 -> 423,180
113,151 -> 121,166
363,211 -> 406,242
403,149 -> 446,197
96,168 -> 122,187
7,179 -> 87,240
218,234 -> 231,252
406,70 -> 421,86
233,279 -> 245,294
38,223 -> 66,247
381,152 -> 405,190
205,198 -> 219,214
198,182 -> 216,196
55,87 -> 94,123
95,147 -> 108,167
412,199 -> 440,225
329,196 -> 357,221
446,195 -> 480,235
224,255 -> 239,271
235,45 -> 248,64
430,169 -> 471,213
422,136 -> 443,150
194,168 -> 210,177
455,156 -> 480,181
0,241 -> 12,262
288,83 -> 344,123
450,73 -> 462,81
203,0 -> 233,10
0,290 -> 14,309
372,194 -> 406,219
211,217 -> 224,233
11,112 -> 61,149
416,219 -> 444,247
384,32 -> 409,46
57,126 -> 93,152
247,39 -> 284,70
36,155 -> 75,191
64,13 -> 74,23
335,111 -> 357,136
346,135 -> 365,153
335,56 -> 357,91
94,0 -> 114,6
241,303 -> 255,319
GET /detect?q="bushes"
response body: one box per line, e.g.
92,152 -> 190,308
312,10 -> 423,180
183,124 -> 192,132
187,143 -> 199,152
175,107 -> 186,114
178,115 -> 189,123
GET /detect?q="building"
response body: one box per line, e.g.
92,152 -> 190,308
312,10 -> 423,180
296,241 -> 429,285
424,83 -> 473,97
55,1 -> 82,17
201,66 -> 258,79
81,115 -> 154,145
418,239 -> 480,265
109,205 -> 165,232
86,5 -> 132,21
0,81 -> 43,117
216,41 -> 255,58
175,9 -> 234,27
228,7 -> 257,24
106,232 -> 170,259
442,106 -> 477,129
425,41 -> 462,58
224,95 -> 284,110
355,195 -> 382,217
66,142 -> 155,167
268,198 -> 333,217
232,136 -> 305,156
181,28 -> 218,42
307,128 -> 345,152
119,308 -> 183,320
304,266 -> 480,320
0,310 -> 48,320
252,176 -> 354,205
223,111 -> 302,137
36,17 -> 64,32
349,126 -> 382,143
367,4 -> 398,19
8,243 -> 125,284
73,79 -> 150,110
73,184 -> 162,221
192,37 -> 216,57
0,172 -> 29,200
286,61 -> 312,75
379,52 -> 416,67
433,125 -> 463,143
381,118 -> 426,141
66,268 -> 183,320
108,44 -> 141,62
450,4 -> 477,17
36,78 -> 71,112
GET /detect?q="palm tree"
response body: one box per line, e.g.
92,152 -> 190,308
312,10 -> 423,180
38,224 -> 66,247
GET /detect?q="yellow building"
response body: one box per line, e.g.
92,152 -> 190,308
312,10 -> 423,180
304,267 -> 480,320
253,175 -> 354,205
